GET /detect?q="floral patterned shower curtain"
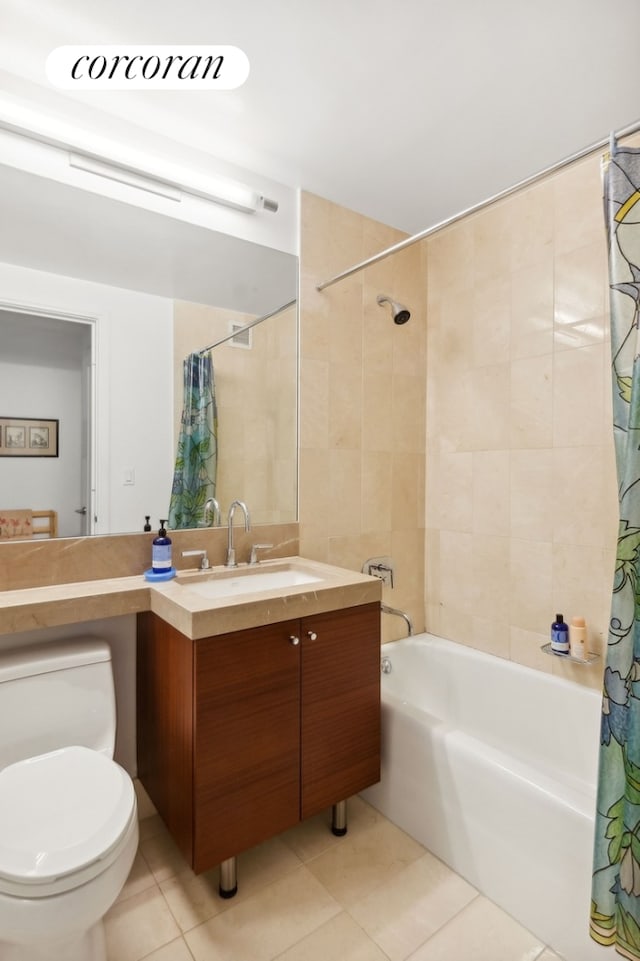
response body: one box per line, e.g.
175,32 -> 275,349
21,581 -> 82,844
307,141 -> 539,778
168,351 -> 218,529
591,142 -> 640,958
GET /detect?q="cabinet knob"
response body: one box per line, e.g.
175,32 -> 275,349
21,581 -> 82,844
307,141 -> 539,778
307,631 -> 318,641
289,635 -> 300,646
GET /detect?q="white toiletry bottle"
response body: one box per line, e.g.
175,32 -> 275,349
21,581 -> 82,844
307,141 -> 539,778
569,616 -> 587,660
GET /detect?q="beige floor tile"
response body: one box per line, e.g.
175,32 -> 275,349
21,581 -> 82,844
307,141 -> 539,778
140,826 -> 192,882
139,937 -> 196,961
139,813 -> 169,842
405,896 -> 544,961
305,817 -> 425,908
161,835 -> 303,932
134,779 -> 158,820
280,796 -> 385,862
105,885 -> 181,961
273,911 -> 388,961
535,951 -> 563,961
116,850 -> 157,903
184,866 -> 341,961
349,851 -> 478,961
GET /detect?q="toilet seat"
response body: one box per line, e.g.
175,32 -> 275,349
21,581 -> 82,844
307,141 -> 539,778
0,745 -> 136,898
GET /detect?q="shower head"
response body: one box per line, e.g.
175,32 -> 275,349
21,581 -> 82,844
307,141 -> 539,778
376,295 -> 411,325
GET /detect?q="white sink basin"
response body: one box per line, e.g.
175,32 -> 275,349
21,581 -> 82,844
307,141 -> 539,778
177,566 -> 322,600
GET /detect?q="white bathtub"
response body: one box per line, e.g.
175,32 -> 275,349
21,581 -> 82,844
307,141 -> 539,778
361,633 -> 602,961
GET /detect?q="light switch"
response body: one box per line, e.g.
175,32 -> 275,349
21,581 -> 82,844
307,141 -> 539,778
123,468 -> 135,486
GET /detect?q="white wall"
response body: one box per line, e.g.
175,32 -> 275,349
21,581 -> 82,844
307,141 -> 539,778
0,348 -> 84,536
0,261 -> 174,535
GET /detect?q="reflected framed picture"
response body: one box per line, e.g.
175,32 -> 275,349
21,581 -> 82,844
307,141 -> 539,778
0,418 -> 59,457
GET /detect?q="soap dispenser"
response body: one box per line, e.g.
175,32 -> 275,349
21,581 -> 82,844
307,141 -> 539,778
152,520 -> 172,574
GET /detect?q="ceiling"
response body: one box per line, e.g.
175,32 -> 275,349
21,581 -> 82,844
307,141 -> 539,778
2,0 -> 640,236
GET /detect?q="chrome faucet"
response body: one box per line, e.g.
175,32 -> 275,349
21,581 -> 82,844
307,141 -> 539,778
225,500 -> 251,568
203,496 -> 221,527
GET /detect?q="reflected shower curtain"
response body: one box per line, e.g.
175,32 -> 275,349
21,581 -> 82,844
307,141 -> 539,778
592,143 -> 640,958
168,351 -> 217,529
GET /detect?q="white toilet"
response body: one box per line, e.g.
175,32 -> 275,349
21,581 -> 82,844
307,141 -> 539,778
0,638 -> 138,961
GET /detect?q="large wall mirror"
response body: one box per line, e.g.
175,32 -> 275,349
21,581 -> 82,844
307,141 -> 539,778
0,161 -> 298,539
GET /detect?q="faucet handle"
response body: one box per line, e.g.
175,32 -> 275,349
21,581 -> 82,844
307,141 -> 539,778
181,549 -> 210,570
249,543 -> 274,565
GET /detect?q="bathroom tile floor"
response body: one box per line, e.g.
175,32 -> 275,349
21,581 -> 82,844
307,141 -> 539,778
105,793 -> 562,961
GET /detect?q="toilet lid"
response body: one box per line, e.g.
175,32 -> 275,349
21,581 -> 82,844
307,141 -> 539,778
0,745 -> 135,885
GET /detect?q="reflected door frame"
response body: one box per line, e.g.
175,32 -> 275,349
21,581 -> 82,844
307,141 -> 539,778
0,300 -> 97,537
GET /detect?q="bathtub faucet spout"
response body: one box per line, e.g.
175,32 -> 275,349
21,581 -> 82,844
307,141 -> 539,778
381,603 -> 414,637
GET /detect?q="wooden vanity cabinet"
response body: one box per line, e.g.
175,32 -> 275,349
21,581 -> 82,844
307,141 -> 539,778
137,601 -> 380,873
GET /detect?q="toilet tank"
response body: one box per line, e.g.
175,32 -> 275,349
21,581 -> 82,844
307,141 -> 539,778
0,638 -> 117,769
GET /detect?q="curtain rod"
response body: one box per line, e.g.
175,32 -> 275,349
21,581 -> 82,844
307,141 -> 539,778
316,117 -> 640,292
198,297 -> 297,353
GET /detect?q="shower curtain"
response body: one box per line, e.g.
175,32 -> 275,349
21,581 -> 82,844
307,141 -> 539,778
168,351 -> 218,529
591,142 -> 640,958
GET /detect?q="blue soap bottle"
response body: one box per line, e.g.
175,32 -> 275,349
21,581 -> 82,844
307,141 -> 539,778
551,613 -> 569,654
152,519 -> 172,574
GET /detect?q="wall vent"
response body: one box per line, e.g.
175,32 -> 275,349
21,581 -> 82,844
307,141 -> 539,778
229,322 -> 252,349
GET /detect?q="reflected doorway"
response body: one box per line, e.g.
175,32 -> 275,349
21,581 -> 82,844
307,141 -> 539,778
0,308 -> 94,538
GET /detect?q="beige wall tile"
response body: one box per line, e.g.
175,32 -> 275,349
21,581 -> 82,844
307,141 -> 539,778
362,452 -> 393,533
299,359 -> 329,450
327,450 -> 362,537
553,154 -> 604,256
472,451 -> 510,536
439,531 -> 474,615
391,453 -> 423,532
553,345 -> 605,447
510,355 -> 553,449
473,278 -> 510,368
472,202 -> 513,283
392,374 -> 426,453
299,191 -> 426,584
329,363 -> 362,449
510,449 -> 554,541
510,626 -> 553,673
427,451 -> 473,532
510,254 -> 554,360
551,446 -> 611,547
362,372 -> 395,451
469,365 -> 510,450
472,616 -> 510,659
554,242 -> 607,350
508,180 -> 554,272
509,538 -> 553,634
471,535 -> 510,623
427,222 -> 475,291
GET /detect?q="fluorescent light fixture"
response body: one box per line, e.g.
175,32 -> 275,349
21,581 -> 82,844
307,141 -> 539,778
69,152 -> 182,201
0,96 -> 278,214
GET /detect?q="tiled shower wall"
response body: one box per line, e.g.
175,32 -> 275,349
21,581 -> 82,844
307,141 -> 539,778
300,151 -> 619,683
425,152 -> 618,688
298,192 -> 427,641
174,300 -> 297,526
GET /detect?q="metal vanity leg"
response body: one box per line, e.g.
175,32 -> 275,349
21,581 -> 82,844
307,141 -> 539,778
331,800 -> 348,836
219,856 -> 238,898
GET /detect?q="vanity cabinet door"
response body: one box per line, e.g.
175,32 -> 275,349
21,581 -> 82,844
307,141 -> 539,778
300,601 -> 380,819
192,619 -> 301,872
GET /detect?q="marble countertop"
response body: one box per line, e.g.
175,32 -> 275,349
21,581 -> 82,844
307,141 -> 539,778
0,557 -> 382,639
